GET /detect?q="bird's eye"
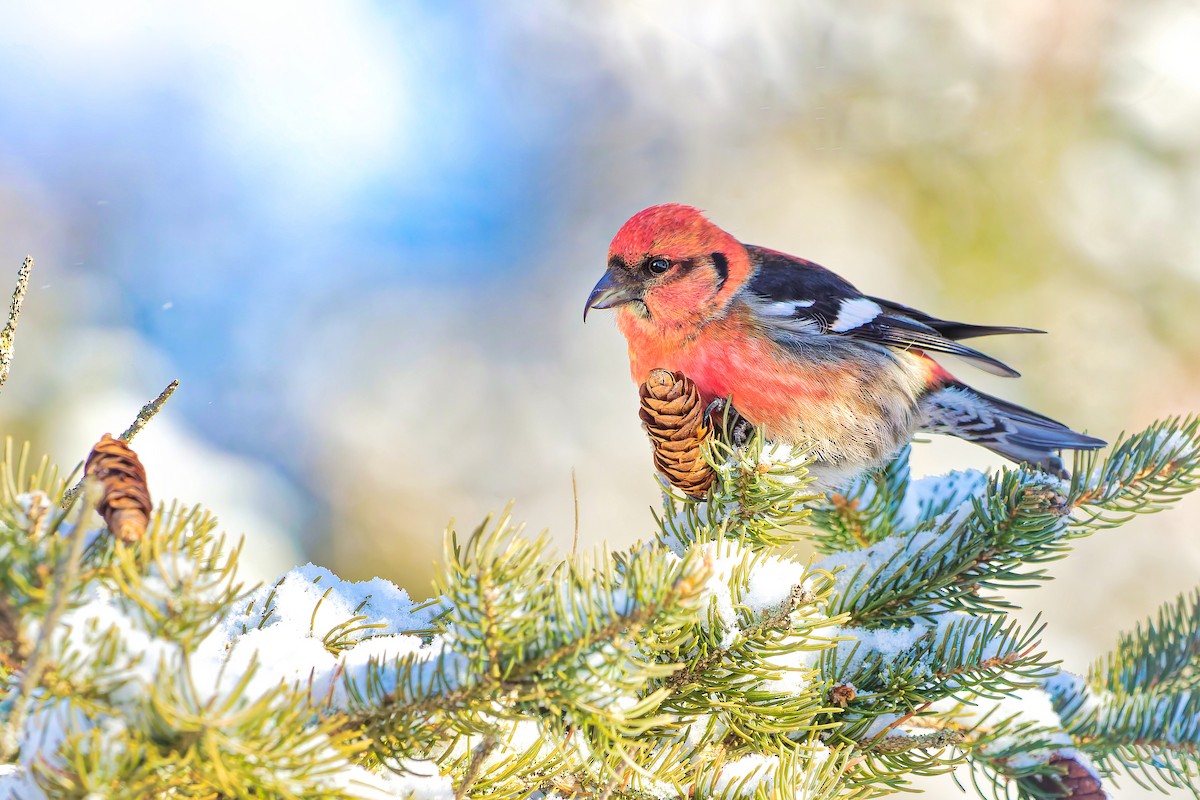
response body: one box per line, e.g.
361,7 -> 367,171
648,257 -> 671,274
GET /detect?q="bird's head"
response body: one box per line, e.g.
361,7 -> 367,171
585,204 -> 748,329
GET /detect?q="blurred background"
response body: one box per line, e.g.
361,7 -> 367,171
0,1 -> 1198,794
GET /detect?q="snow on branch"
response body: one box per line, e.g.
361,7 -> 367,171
1,385 -> 1199,798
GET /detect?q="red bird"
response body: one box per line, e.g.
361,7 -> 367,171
585,204 -> 1103,485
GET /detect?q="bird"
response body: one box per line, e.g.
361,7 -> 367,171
584,203 -> 1104,487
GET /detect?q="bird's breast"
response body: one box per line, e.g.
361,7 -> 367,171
621,313 -> 847,418
617,309 -> 931,468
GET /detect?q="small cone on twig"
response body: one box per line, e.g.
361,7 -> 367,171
638,369 -> 714,498
85,433 -> 151,543
1025,754 -> 1107,800
829,683 -> 856,708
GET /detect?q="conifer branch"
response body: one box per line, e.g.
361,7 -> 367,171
1092,587 -> 1200,694
810,448 -> 913,554
712,435 -> 819,537
1,348 -> 1198,800
1069,415 -> 1200,529
0,594 -> 23,675
663,582 -> 815,691
1047,670 -> 1200,793
0,479 -> 97,760
348,526 -> 710,762
823,472 -> 1070,624
827,615 -> 1051,745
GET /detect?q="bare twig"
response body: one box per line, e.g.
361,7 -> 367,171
0,480 -> 98,760
864,702 -> 933,751
872,728 -> 965,754
119,379 -> 179,442
597,764 -> 630,800
0,596 -> 24,672
0,256 -> 33,394
62,380 -> 178,508
455,733 -> 499,800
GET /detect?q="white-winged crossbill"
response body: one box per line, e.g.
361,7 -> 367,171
585,203 -> 1103,485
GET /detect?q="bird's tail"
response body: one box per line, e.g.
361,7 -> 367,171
919,383 -> 1106,476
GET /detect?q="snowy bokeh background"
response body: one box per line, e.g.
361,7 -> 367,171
0,2 -> 1198,795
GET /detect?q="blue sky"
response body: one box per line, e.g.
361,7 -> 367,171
0,3 -> 594,478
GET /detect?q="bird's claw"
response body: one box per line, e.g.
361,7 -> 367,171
730,417 -> 754,448
705,398 -> 755,448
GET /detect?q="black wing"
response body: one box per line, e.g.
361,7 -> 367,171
743,246 -> 1034,378
866,296 -> 1043,341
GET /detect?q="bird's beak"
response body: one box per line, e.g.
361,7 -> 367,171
584,268 -> 640,322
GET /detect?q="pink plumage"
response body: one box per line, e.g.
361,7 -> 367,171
586,204 -> 1103,485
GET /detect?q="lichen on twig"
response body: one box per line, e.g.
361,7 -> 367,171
0,257 -> 33,395
61,379 -> 179,508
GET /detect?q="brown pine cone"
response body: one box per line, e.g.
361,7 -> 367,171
84,433 -> 151,543
1024,754 -> 1107,800
638,370 -> 714,498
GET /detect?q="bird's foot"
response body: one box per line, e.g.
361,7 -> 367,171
730,417 -> 755,448
705,398 -> 756,448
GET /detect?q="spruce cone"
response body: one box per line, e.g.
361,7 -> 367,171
85,433 -> 151,543
638,369 -> 714,498
1025,754 -> 1106,800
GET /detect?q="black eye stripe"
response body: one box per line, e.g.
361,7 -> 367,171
710,252 -> 729,290
640,256 -> 719,278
